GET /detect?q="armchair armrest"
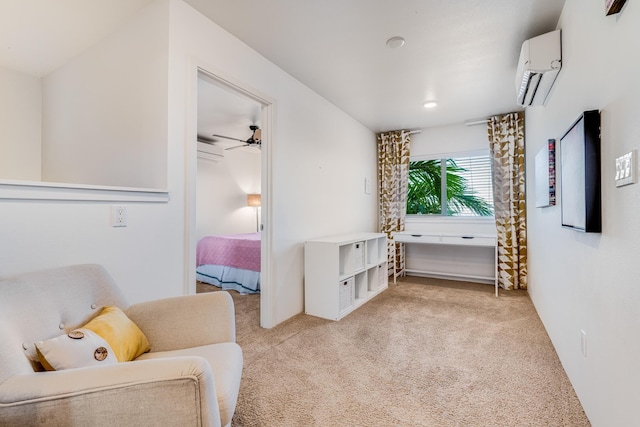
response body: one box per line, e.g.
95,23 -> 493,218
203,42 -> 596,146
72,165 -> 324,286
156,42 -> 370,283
126,292 -> 236,353
0,357 -> 221,427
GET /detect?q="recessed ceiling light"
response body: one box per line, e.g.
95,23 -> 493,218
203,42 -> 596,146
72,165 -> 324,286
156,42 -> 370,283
423,101 -> 438,109
386,36 -> 405,49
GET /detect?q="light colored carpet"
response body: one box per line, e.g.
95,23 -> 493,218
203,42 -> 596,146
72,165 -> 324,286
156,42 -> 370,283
197,278 -> 590,426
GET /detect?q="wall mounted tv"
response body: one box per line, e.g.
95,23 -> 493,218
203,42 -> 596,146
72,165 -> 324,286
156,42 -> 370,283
559,110 -> 601,232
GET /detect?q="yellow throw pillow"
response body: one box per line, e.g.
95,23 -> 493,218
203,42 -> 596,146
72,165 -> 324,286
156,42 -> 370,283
82,306 -> 150,362
35,329 -> 118,371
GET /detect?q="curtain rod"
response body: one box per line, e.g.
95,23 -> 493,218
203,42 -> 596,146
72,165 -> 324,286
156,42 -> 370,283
406,130 -> 421,135
464,118 -> 488,127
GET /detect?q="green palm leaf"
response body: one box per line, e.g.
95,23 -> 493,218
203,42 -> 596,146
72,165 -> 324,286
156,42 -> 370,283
407,159 -> 493,216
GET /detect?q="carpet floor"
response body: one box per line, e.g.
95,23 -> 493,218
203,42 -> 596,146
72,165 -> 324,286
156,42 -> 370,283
197,277 -> 590,426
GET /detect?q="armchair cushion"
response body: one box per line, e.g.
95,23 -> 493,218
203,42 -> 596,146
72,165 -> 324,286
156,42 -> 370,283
136,342 -> 243,427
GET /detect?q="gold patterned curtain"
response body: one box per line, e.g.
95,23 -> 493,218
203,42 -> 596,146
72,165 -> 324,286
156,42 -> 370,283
377,130 -> 411,276
488,112 -> 527,290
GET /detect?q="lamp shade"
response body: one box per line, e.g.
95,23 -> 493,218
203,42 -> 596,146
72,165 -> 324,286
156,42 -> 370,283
247,194 -> 261,207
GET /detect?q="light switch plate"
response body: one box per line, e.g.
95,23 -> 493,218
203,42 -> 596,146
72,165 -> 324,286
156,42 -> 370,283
615,150 -> 635,187
364,177 -> 372,194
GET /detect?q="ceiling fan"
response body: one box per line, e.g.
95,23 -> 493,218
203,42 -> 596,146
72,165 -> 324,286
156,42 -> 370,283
212,125 -> 261,150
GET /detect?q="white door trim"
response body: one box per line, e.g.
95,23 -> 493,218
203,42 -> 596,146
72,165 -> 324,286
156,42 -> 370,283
184,58 -> 276,329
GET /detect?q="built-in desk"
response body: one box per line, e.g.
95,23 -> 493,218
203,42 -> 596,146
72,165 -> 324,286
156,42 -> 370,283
391,232 -> 498,296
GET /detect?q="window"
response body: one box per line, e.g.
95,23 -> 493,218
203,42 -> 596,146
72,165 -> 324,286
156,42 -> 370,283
407,152 -> 494,217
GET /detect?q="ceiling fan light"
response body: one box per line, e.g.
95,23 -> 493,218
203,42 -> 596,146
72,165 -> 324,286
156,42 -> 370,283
423,101 -> 438,109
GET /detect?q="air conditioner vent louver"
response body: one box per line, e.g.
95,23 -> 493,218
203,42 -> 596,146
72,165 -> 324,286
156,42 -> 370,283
197,140 -> 224,162
518,71 -> 542,106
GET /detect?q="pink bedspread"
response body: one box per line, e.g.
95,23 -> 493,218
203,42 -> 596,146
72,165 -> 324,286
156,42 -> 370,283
196,232 -> 261,272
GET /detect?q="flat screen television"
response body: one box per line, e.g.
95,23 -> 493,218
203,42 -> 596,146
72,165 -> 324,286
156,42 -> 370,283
559,110 -> 601,232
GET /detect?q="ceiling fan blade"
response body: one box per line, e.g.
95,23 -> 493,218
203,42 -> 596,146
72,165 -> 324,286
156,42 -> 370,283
212,134 -> 247,143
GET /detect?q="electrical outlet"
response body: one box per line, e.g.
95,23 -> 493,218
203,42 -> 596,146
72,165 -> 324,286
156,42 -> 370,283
111,205 -> 127,227
580,329 -> 587,357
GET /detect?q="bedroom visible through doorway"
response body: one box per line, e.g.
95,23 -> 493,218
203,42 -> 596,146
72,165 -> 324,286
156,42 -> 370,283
194,70 -> 263,318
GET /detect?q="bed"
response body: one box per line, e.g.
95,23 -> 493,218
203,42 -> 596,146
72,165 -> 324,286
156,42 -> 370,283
196,232 -> 261,294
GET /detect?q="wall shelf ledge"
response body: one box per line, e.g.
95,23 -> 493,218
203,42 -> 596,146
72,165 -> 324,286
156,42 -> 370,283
0,179 -> 169,203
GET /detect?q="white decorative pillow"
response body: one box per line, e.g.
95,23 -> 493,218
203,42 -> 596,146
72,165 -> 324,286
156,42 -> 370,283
35,328 -> 117,371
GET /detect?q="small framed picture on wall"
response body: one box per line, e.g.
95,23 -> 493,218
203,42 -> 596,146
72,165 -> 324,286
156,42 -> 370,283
605,0 -> 628,15
535,139 -> 556,208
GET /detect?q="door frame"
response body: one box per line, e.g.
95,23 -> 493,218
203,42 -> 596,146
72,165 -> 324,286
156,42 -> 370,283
185,59 -> 276,328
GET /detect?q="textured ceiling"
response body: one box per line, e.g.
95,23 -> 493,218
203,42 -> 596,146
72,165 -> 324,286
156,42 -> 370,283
185,0 -> 566,132
0,0 -> 566,135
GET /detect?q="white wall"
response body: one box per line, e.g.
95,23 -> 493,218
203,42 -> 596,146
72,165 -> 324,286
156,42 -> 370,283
0,67 -> 42,180
525,1 -> 640,425
196,149 -> 261,239
411,122 -> 489,159
169,0 -> 378,324
0,1 -> 182,305
41,1 -> 168,189
0,0 -> 378,326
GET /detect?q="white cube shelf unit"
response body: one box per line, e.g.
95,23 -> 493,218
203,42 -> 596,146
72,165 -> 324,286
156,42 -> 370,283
305,233 -> 388,320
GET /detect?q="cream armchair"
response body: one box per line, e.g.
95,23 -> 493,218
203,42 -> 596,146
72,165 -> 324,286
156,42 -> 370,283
0,264 -> 242,427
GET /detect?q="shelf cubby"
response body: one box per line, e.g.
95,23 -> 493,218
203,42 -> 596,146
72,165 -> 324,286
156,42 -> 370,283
305,233 -> 388,320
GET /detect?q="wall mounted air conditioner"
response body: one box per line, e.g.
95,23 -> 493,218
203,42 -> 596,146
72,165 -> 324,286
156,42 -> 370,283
515,29 -> 562,107
197,140 -> 224,162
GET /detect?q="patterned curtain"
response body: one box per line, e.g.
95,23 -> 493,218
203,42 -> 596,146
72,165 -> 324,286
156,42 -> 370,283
377,130 -> 411,276
488,112 -> 527,290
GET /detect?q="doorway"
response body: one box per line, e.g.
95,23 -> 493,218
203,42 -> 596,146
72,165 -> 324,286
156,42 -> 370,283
187,66 -> 274,328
